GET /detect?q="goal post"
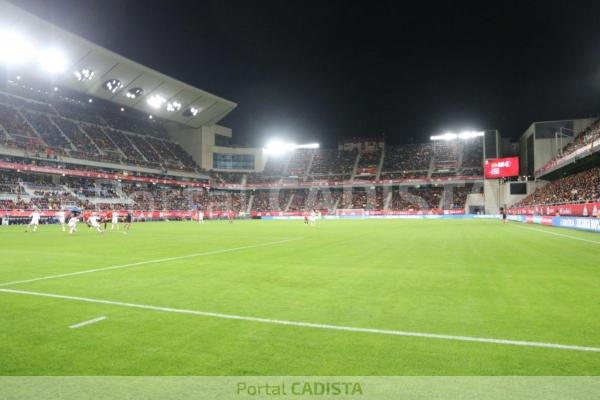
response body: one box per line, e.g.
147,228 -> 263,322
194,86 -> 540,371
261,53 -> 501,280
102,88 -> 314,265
334,209 -> 366,217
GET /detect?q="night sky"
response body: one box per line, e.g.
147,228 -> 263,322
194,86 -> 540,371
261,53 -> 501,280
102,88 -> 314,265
11,0 -> 600,147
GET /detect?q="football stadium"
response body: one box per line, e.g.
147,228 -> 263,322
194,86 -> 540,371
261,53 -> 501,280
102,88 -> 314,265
0,0 -> 598,398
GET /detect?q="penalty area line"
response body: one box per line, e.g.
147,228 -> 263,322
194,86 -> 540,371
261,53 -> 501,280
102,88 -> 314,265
0,238 -> 303,288
69,316 -> 107,329
0,288 -> 598,353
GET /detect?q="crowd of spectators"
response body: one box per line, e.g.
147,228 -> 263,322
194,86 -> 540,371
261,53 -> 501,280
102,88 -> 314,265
357,149 -> 382,169
219,141 -> 481,186
388,186 -> 443,210
262,155 -> 289,176
286,149 -> 314,176
0,90 -> 201,172
54,102 -> 106,126
339,189 -> 369,209
538,120 -> 600,174
0,173 -> 23,194
81,125 -> 122,159
514,167 -> 600,207
0,104 -> 38,141
246,173 -> 282,185
379,171 -> 428,180
21,111 -> 70,151
103,128 -> 143,161
432,141 -> 459,172
0,92 -> 56,115
212,171 -> 246,184
383,144 -> 432,172
310,149 -> 357,175
461,139 -> 484,169
0,166 -> 479,212
442,184 -> 481,209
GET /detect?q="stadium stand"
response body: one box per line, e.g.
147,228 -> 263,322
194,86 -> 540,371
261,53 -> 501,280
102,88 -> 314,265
0,165 -> 480,213
286,149 -> 314,177
535,120 -> 600,176
0,82 -> 487,216
514,167 -> 600,207
309,148 -> 357,176
0,88 -> 201,172
357,148 -> 381,170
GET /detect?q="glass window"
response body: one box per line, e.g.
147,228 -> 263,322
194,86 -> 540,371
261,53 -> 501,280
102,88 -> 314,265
213,153 -> 255,170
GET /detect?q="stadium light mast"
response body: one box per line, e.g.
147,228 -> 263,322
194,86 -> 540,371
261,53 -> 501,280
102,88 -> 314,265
430,131 -> 484,141
263,140 -> 319,156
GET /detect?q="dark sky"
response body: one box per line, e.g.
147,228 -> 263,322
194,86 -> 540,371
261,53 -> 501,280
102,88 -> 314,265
11,0 -> 600,147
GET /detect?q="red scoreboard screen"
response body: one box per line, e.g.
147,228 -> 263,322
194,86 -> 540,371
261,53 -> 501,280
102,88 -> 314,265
484,157 -> 519,179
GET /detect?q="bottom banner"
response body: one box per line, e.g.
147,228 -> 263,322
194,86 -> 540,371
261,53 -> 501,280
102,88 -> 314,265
0,377 -> 597,400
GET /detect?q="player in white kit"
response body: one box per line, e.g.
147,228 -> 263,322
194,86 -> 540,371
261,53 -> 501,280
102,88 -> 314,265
111,210 -> 120,230
25,209 -> 41,232
68,215 -> 79,234
56,210 -> 66,231
309,210 -> 317,226
198,210 -> 204,224
89,214 -> 104,233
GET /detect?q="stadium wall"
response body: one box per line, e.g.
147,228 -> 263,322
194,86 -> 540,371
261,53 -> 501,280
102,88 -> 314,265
519,118 -> 597,176
483,179 -> 546,214
262,214 -> 498,221
168,124 -> 264,172
509,202 -> 600,217
508,214 -> 600,234
211,146 -> 264,172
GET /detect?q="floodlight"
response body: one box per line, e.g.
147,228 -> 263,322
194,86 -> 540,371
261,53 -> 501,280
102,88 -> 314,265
125,87 -> 144,99
74,68 -> 94,81
147,94 -> 166,108
148,115 -> 153,119
296,143 -> 319,149
458,131 -> 484,139
264,139 -> 296,155
0,31 -> 36,66
431,131 -> 484,141
39,47 -> 68,73
182,107 -> 199,117
166,101 -> 182,112
103,79 -> 122,94
430,133 -> 457,141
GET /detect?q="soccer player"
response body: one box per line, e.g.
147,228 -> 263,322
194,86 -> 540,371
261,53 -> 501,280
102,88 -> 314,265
123,211 -> 133,234
309,210 -> 317,227
103,210 -> 111,230
111,210 -> 120,230
198,210 -> 204,224
83,210 -> 92,228
89,213 -> 104,233
56,209 -> 66,232
25,209 -> 41,232
227,210 -> 234,224
500,207 -> 507,224
68,214 -> 79,235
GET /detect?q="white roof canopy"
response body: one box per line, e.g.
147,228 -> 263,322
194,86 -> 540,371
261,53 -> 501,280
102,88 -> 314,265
0,0 -> 237,128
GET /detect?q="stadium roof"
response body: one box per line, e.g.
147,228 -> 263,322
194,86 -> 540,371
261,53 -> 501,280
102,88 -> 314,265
0,0 -> 237,128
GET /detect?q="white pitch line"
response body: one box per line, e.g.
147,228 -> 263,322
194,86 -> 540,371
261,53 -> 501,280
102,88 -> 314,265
515,225 -> 600,245
1,288 -> 598,353
0,238 -> 303,288
69,316 -> 107,329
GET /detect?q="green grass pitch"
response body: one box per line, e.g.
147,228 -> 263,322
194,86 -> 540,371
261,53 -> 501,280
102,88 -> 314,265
0,219 -> 598,375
